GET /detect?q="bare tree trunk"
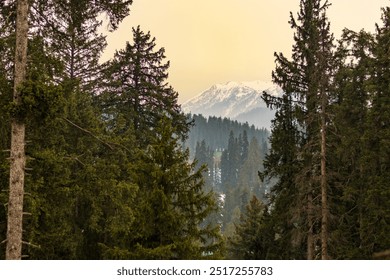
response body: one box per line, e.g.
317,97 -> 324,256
320,89 -> 328,260
6,0 -> 29,260
307,191 -> 314,260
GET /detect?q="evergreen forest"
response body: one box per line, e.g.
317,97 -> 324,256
185,114 -> 271,239
0,0 -> 389,260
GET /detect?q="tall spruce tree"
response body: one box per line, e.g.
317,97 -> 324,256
36,0 -> 107,93
98,118 -> 223,259
101,26 -> 188,146
361,8 -> 390,256
194,140 -> 214,189
228,195 -> 266,259
240,130 -> 249,165
260,93 -> 304,259
262,0 -> 334,259
238,137 -> 264,200
330,28 -> 374,258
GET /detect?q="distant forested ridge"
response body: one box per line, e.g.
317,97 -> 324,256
184,114 -> 272,240
185,114 -> 269,157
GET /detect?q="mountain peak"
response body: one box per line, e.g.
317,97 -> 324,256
181,80 -> 282,129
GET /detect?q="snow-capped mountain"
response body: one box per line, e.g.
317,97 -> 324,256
181,81 -> 283,130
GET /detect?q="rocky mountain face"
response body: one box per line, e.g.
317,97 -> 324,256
181,81 -> 282,130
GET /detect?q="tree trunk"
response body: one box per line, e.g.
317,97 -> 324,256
6,0 -> 29,260
320,87 -> 328,260
307,191 -> 314,260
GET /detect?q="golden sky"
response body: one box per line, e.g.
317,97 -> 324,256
101,0 -> 390,103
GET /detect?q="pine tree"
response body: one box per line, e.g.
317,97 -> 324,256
195,140 -> 208,170
30,0 -> 133,92
241,130 -> 249,165
262,0 -> 334,259
101,26 -> 188,146
361,8 -> 390,256
39,0 -> 107,93
238,137 -> 264,200
227,131 -> 240,186
330,28 -> 374,258
100,118 -> 223,259
317,4 -> 334,259
194,140 -> 213,188
260,93 -> 304,259
329,9 -> 390,258
228,196 -> 266,259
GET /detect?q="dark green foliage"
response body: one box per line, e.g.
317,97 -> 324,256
2,0 -> 390,260
94,28 -> 224,258
258,1 -> 390,260
328,29 -> 373,259
6,35 -> 64,123
259,94 -> 304,259
8,79 -> 63,122
228,196 -> 267,259
324,11 -> 390,259
97,118 -> 224,259
260,0 -> 335,260
3,0 -> 223,260
11,0 -> 135,258
101,26 -> 188,146
359,8 -> 390,256
19,78 -> 135,259
32,0 -> 132,33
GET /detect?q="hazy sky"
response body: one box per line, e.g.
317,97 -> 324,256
101,0 -> 390,103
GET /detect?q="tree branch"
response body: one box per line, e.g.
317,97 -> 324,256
22,241 -> 40,249
62,117 -> 114,150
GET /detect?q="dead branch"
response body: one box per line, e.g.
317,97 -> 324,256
22,241 -> 40,249
62,117 -> 114,150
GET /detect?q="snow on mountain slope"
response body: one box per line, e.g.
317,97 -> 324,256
181,81 -> 283,130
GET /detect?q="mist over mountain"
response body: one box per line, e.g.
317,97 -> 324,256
181,81 -> 283,130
